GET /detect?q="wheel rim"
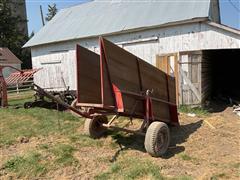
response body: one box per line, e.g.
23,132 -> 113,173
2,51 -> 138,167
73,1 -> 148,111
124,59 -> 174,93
155,127 -> 168,153
91,116 -> 108,135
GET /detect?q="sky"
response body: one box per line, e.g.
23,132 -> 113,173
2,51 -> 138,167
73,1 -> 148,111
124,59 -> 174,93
25,0 -> 240,36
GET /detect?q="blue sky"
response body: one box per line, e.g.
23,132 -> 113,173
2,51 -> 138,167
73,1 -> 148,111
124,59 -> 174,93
25,0 -> 240,36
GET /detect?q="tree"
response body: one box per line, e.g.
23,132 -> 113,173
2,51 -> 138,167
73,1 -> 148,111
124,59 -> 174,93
0,0 -> 31,69
45,3 -> 58,22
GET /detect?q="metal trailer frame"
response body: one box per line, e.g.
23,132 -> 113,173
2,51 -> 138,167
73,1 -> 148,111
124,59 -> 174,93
33,37 -> 179,157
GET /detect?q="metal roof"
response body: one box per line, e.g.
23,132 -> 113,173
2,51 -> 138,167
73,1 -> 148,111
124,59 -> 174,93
24,0 -> 211,47
0,48 -> 22,64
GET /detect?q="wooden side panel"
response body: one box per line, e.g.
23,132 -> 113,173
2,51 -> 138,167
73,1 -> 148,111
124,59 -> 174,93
139,60 -> 168,100
101,38 -> 177,122
168,76 -> 177,104
76,45 -> 101,104
101,38 -> 143,112
140,60 -> 172,121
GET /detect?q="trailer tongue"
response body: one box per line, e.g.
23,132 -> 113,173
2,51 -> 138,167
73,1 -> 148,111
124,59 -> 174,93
34,37 -> 179,157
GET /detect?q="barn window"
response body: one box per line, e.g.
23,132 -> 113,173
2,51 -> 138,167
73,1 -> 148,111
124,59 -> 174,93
41,61 -> 61,65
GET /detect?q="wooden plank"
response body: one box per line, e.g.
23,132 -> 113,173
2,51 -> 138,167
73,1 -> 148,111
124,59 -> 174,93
179,67 -> 201,102
101,38 -> 177,123
76,45 -> 102,104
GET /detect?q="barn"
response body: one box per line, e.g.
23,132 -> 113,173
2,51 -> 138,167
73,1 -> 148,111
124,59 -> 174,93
0,48 -> 22,78
24,0 -> 240,105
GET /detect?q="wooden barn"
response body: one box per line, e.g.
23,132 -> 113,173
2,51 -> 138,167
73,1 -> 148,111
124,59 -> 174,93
24,0 -> 240,105
0,48 -> 22,78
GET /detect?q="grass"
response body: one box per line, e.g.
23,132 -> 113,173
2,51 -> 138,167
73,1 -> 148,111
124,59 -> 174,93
0,91 -> 237,179
178,105 -> 209,116
95,157 -> 164,180
2,143 -> 79,178
3,152 -> 47,177
174,176 -> 193,180
69,134 -> 104,147
210,173 -> 227,180
50,144 -> 78,167
0,107 -> 83,146
178,153 -> 199,166
179,153 -> 192,161
7,90 -> 35,106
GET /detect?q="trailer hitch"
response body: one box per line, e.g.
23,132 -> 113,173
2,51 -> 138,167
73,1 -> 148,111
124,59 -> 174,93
33,84 -> 91,118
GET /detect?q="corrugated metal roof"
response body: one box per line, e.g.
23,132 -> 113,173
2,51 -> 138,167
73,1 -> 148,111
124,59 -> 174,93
0,48 -> 22,64
24,0 -> 211,47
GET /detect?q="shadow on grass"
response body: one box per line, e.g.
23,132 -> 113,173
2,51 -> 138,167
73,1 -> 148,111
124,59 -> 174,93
109,120 -> 203,161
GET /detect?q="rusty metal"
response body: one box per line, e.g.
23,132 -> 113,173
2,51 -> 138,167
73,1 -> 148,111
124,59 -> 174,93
0,65 -> 23,107
6,68 -> 40,86
33,84 -> 91,118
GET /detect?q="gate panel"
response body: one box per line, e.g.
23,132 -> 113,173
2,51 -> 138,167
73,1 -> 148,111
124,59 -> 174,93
179,51 -> 202,105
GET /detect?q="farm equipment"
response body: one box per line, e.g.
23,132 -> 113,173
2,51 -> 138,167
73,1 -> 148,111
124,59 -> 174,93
24,86 -> 76,110
0,66 -> 40,107
33,37 -> 179,157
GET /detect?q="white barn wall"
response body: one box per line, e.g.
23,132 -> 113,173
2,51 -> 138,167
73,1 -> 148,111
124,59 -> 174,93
31,22 -> 240,91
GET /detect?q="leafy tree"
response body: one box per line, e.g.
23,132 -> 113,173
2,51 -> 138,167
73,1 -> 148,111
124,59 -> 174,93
45,3 -> 58,22
0,0 -> 31,69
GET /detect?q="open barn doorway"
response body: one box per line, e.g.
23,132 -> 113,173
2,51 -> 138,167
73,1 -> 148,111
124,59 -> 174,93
202,49 -> 240,111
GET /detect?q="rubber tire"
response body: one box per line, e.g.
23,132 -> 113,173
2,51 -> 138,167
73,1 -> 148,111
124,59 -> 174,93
84,116 -> 108,139
24,102 -> 33,109
144,122 -> 170,157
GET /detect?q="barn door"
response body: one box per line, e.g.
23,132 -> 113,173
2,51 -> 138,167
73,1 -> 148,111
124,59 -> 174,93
156,54 -> 179,104
179,51 -> 202,105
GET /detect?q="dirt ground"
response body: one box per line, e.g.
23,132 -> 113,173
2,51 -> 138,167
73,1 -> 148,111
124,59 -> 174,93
0,104 -> 239,179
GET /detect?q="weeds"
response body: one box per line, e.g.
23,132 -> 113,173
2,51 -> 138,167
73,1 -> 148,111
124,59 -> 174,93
178,105 -> 209,116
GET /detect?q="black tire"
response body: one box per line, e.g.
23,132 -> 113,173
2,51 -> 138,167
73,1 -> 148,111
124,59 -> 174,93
84,115 -> 108,138
144,121 -> 170,157
24,102 -> 33,109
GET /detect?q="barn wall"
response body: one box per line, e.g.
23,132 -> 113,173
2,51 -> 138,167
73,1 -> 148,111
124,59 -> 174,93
31,22 -> 240,92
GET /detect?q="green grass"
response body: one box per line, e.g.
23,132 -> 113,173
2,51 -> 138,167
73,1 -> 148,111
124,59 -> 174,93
69,134 -> 104,147
95,157 -> 164,180
50,144 -> 78,167
178,105 -> 209,116
3,152 -> 47,177
174,176 -> 193,180
0,107 -> 83,146
210,173 -> 227,180
2,144 -> 79,178
7,90 -> 35,106
179,153 -> 192,161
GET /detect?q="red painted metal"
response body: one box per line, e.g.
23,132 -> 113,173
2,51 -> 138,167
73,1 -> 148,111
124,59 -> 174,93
145,91 -> 154,122
112,84 -> 124,112
5,68 -> 40,86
